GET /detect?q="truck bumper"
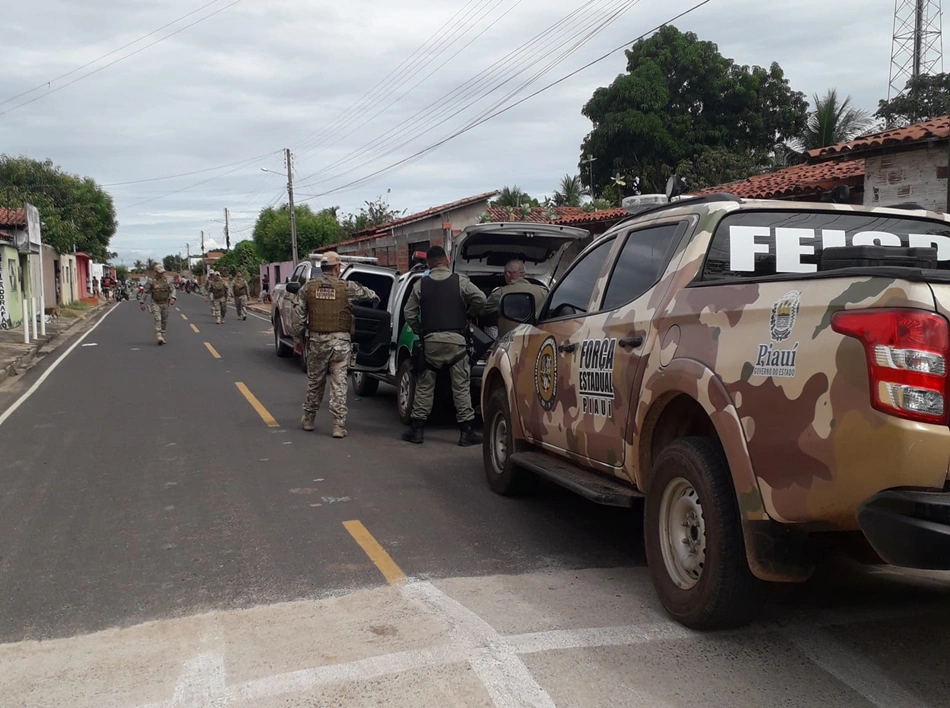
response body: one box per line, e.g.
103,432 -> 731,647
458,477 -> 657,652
857,489 -> 950,570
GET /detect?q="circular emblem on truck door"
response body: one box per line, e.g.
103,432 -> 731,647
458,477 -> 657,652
534,337 -> 558,411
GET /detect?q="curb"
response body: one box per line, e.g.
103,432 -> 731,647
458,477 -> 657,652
0,302 -> 110,387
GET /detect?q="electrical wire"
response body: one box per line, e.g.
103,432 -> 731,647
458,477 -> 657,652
299,0 -> 712,202
0,0 -> 246,118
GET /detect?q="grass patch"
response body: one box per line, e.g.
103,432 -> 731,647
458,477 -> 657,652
59,302 -> 92,319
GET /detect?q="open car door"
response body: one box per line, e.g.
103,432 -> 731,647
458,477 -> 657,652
343,265 -> 397,371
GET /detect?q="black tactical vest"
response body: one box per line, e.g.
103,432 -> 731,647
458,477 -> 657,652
420,274 -> 467,335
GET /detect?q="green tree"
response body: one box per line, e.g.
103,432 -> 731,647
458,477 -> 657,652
115,265 -> 129,281
252,204 -> 344,262
132,259 -> 145,273
339,194 -> 405,235
145,257 -> 158,272
212,240 -> 264,278
674,147 -> 767,191
579,26 -> 807,194
490,186 -> 538,208
552,174 -> 587,207
876,73 -> 950,127
792,89 -> 872,152
0,156 -> 117,259
162,254 -> 182,272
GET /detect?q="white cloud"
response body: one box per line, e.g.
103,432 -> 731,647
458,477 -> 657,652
0,0 -> 929,262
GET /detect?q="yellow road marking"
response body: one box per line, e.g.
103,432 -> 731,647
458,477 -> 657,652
181,313 -> 188,320
343,520 -> 406,585
190,324 -> 200,333
204,342 -> 221,359
235,382 -> 279,428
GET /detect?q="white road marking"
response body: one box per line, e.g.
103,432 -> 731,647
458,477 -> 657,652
81,342 -> 98,347
0,305 -> 116,429
788,627 -> 929,708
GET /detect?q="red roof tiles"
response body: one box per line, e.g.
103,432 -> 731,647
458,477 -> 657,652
0,207 -> 26,227
807,115 -> 950,159
482,206 -> 589,223
693,159 -> 865,200
553,208 -> 627,226
343,191 -> 500,242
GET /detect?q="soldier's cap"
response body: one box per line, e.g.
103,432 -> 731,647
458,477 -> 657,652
155,264 -> 166,273
322,252 -> 341,267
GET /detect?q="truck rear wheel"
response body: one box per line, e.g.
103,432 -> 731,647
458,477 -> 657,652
396,359 -> 415,426
644,437 -> 767,630
353,371 -> 379,397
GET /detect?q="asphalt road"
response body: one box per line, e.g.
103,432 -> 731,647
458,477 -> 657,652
1,293 -> 949,707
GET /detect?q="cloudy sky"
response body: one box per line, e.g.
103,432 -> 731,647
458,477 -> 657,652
1,0 -> 927,263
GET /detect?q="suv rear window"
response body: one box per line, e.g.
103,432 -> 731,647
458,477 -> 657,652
702,210 -> 950,281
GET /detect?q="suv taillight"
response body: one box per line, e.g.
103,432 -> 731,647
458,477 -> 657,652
831,309 -> 950,425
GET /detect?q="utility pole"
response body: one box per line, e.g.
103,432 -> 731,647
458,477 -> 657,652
224,207 -> 231,251
582,154 -> 597,196
200,230 -> 205,253
286,148 -> 298,265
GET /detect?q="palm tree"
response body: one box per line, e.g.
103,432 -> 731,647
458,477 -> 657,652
491,186 -> 536,208
132,259 -> 145,273
795,89 -> 872,152
145,258 -> 158,272
552,174 -> 587,207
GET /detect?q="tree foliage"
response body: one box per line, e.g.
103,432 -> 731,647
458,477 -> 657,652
213,240 -> 264,279
490,186 -> 539,208
0,155 -> 117,259
552,174 -> 587,207
339,194 -> 406,235
115,265 -> 129,281
252,204 -> 344,262
579,26 -> 808,194
876,73 -> 950,127
792,89 -> 872,152
162,254 -> 184,272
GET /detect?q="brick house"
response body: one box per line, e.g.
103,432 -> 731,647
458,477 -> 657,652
313,192 -> 498,272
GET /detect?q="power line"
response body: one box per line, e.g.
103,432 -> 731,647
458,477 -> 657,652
1,0 -> 226,107
101,151 -> 279,187
301,0 -> 628,187
0,0 -> 246,118
299,0 -> 713,202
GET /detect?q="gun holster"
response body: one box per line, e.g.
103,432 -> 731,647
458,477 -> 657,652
410,339 -> 425,377
348,342 -> 360,374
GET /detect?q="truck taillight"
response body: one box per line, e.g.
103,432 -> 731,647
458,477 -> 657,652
831,309 -> 950,424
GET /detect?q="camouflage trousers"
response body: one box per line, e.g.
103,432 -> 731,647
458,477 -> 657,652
302,333 -> 351,425
412,340 -> 473,423
213,297 -> 227,322
150,302 -> 170,336
234,294 -> 248,318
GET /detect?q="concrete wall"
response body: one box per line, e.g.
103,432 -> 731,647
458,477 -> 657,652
60,254 -> 77,304
331,200 -> 488,272
864,144 -> 949,212
41,245 -> 56,310
260,260 -> 293,295
0,243 -> 23,328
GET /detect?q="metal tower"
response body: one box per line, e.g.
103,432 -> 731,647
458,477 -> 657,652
888,0 -> 944,100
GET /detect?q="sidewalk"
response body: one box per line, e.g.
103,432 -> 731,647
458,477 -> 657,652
0,301 -> 110,387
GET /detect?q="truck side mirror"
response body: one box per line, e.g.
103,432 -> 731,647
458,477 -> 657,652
286,281 -> 301,294
501,292 -> 535,325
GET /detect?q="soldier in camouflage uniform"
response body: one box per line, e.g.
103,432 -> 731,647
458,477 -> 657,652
231,270 -> 249,320
209,271 -> 228,324
293,252 -> 379,438
402,245 -> 486,446
207,270 -> 217,316
140,264 -> 176,345
481,259 -> 548,337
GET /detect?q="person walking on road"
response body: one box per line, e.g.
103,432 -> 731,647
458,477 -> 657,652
141,264 -> 175,345
402,245 -> 486,447
481,259 -> 548,338
293,252 -> 379,439
209,271 -> 228,324
231,270 -> 249,321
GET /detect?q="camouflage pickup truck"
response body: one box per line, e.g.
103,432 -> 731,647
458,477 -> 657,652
481,194 -> 950,629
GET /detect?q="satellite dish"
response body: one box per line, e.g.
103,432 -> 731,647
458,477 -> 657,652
666,175 -> 687,201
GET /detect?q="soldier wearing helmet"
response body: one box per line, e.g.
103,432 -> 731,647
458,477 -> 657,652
141,264 -> 175,345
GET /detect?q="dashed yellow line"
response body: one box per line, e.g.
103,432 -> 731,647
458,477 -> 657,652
204,342 -> 221,359
235,382 -> 279,428
190,324 -> 200,333
343,520 -> 406,585
180,313 -> 188,320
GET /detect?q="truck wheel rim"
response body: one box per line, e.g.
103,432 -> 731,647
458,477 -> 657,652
399,371 -> 411,413
658,477 -> 706,590
353,372 -> 363,389
490,410 -> 508,475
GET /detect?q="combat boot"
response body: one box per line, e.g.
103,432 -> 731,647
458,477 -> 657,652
157,333 -> 165,346
458,421 -> 481,447
300,414 -> 315,432
332,424 -> 347,439
401,419 -> 424,444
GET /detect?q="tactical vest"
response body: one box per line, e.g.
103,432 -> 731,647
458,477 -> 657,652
307,278 -> 352,334
420,274 -> 467,335
233,279 -> 248,297
210,279 -> 226,297
151,279 -> 172,304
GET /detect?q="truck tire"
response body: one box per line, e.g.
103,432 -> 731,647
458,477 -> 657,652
396,359 -> 415,426
483,387 -> 533,496
353,371 -> 379,397
274,318 -> 293,358
644,437 -> 767,630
